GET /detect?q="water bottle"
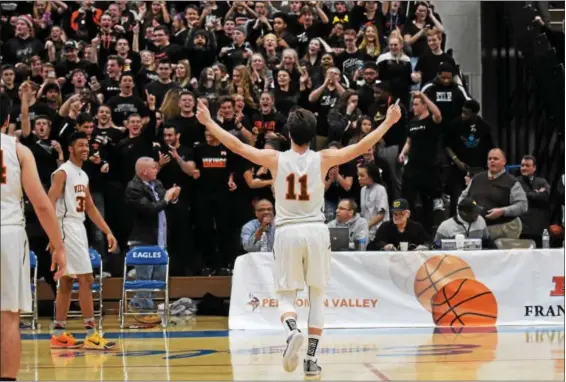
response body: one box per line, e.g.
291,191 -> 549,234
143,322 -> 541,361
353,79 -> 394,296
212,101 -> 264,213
358,238 -> 367,251
542,229 -> 550,249
260,232 -> 268,252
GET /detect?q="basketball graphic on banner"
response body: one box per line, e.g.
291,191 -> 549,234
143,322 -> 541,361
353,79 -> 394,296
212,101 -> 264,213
413,255 -> 476,312
431,279 -> 498,327
387,252 -> 429,295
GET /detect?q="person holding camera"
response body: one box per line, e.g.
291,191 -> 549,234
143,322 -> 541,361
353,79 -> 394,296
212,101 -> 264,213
459,148 -> 528,240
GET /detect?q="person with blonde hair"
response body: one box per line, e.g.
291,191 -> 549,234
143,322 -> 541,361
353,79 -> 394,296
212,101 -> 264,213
358,24 -> 381,58
230,65 -> 256,109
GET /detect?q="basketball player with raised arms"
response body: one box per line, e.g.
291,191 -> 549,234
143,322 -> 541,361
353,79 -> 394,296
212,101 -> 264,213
196,99 -> 401,377
48,131 -> 118,350
1,88 -> 66,381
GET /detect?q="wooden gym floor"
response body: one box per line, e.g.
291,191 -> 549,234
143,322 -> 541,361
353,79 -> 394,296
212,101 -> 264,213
19,317 -> 564,380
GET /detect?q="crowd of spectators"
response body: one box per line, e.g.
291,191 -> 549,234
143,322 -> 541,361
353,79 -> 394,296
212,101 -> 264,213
0,0 -> 561,281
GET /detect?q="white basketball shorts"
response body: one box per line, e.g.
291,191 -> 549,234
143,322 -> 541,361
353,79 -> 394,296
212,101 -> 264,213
61,219 -> 92,276
1,225 -> 32,313
272,222 -> 331,292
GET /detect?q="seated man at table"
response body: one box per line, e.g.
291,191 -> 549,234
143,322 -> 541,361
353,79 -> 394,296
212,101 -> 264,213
368,199 -> 431,251
327,199 -> 369,250
241,199 -> 275,252
435,198 -> 493,245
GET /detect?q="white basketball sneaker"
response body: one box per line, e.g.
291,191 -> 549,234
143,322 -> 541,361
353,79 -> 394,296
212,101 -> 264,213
282,329 -> 304,372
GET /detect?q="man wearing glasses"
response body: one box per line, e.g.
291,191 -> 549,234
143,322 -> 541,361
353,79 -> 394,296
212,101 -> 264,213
368,198 -> 430,251
241,199 -> 275,252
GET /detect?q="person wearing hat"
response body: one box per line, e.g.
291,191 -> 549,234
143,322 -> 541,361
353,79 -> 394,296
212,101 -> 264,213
435,197 -> 493,248
55,40 -> 101,95
355,62 -> 379,114
368,198 -> 431,251
219,25 -> 252,73
2,15 -> 44,65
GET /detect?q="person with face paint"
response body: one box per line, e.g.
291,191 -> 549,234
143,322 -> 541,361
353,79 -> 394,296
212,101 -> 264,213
435,197 -> 493,248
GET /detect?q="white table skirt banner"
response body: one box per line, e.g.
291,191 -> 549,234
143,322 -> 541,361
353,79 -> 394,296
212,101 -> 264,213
229,249 -> 565,330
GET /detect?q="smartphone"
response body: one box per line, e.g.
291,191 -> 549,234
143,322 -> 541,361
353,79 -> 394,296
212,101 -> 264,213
48,71 -> 56,79
395,98 -> 400,106
206,15 -> 216,25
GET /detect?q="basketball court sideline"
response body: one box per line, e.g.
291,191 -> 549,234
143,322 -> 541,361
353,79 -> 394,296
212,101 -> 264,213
19,317 -> 565,380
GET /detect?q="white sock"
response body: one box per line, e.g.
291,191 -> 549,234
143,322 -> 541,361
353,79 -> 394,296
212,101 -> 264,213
305,334 -> 321,361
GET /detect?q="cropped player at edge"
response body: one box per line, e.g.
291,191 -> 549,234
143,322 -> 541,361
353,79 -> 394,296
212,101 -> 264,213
1,89 -> 66,381
47,129 -> 118,350
196,99 -> 402,377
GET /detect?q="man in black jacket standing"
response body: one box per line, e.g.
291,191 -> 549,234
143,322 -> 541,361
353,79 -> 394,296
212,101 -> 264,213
518,155 -> 550,247
124,157 -> 180,314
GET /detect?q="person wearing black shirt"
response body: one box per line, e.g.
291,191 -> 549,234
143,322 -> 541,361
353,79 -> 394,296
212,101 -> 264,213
215,96 -> 254,144
107,72 -> 150,127
19,94 -> 63,188
9,81 -> 54,134
349,1 -> 385,37
193,130 -> 240,276
308,67 -> 345,149
324,142 -> 356,221
55,40 -> 101,96
99,55 -> 124,103
145,60 -> 179,111
295,4 -> 331,57
335,29 -> 370,85
185,28 -> 218,85
150,26 -> 185,64
370,81 -> 408,200
355,62 -> 379,114
219,26 -> 253,74
167,91 -> 206,148
383,1 -> 406,37
75,113 -> 111,259
1,65 -> 19,106
399,91 -> 443,233
157,125 -> 202,276
415,30 -> 456,88
445,100 -> 495,215
368,198 -> 431,250
109,98 -> 158,251
250,92 -> 287,149
422,63 -> 470,127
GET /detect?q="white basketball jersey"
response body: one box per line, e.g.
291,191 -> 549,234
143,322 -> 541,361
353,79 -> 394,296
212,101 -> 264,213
1,133 -> 25,226
274,149 -> 325,227
53,161 -> 89,222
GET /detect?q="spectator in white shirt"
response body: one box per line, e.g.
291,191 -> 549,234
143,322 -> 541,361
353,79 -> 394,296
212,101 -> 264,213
358,162 -> 389,241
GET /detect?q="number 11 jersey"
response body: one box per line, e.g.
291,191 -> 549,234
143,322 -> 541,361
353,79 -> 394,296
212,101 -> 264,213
53,161 -> 89,223
274,149 -> 325,227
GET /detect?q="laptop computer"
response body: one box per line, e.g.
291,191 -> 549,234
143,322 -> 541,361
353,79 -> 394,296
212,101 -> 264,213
329,228 -> 350,251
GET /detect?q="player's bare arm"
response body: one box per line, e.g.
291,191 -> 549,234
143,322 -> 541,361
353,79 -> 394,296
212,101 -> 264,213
17,143 -> 66,280
196,99 -> 279,171
48,170 -> 67,207
84,186 -> 118,253
320,103 -> 402,174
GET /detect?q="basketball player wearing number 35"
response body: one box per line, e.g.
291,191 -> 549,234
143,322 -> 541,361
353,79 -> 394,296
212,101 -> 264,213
1,91 -> 66,381
197,99 -> 402,377
47,131 -> 118,350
